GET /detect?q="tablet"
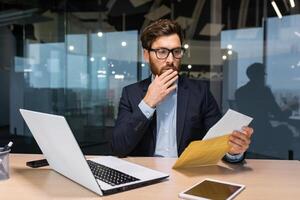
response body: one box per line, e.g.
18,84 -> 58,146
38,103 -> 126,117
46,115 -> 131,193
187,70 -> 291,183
179,178 -> 245,200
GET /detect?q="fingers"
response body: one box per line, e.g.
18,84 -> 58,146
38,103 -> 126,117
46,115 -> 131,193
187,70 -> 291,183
165,84 -> 177,94
242,126 -> 253,137
228,142 -> 244,154
232,131 -> 250,144
144,70 -> 178,108
157,69 -> 176,81
228,128 -> 253,154
164,74 -> 178,88
153,69 -> 178,90
159,69 -> 178,84
228,138 -> 248,152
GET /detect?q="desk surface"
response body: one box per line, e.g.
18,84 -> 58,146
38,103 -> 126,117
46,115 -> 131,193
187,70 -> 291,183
1,154 -> 300,200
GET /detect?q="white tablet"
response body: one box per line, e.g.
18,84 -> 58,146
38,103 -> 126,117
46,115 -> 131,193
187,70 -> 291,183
179,178 -> 245,200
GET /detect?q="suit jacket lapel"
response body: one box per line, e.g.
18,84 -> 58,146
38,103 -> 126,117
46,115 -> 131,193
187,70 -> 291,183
176,76 -> 189,149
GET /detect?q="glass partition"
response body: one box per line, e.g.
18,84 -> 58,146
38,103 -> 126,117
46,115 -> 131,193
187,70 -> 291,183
0,0 -> 299,159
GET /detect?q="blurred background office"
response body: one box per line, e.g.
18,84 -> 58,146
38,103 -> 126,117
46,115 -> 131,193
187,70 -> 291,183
0,0 -> 299,160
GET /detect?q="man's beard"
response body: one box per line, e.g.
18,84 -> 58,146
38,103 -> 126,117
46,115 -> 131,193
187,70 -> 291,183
160,64 -> 178,74
149,59 -> 180,75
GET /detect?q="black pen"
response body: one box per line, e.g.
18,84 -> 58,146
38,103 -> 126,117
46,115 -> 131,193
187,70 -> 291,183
2,141 -> 13,152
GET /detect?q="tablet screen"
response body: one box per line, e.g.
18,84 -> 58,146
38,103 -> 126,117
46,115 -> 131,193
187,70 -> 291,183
184,180 -> 243,200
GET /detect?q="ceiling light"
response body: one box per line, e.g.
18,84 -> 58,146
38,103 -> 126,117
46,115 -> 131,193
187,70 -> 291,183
90,57 -> 95,62
115,74 -> 125,80
184,44 -> 189,49
97,74 -> 106,78
68,45 -> 75,51
227,44 -> 232,49
24,69 -> 32,72
289,0 -> 295,8
271,1 -> 283,19
101,56 -> 106,61
294,31 -> 300,37
187,65 -> 192,69
222,55 -> 227,60
97,70 -> 106,74
228,50 -> 233,55
97,32 -> 103,37
121,41 -> 127,47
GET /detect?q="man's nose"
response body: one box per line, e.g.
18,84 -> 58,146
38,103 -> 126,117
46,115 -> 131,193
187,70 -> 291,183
165,52 -> 175,63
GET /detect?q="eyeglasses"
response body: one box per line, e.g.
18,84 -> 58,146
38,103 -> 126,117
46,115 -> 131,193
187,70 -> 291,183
148,47 -> 185,59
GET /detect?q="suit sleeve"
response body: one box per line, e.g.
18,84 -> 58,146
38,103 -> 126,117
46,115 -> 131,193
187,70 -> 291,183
111,87 -> 153,157
202,84 -> 222,132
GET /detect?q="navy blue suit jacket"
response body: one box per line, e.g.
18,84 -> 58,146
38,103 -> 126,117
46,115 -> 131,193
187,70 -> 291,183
112,76 -> 222,157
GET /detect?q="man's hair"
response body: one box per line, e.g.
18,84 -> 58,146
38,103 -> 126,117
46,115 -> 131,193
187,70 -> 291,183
140,19 -> 183,49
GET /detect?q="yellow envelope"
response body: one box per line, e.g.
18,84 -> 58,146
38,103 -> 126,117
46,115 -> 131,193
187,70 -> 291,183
173,134 -> 231,169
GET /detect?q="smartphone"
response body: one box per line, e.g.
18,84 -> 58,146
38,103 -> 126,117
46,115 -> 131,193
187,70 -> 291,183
179,178 -> 245,200
26,159 -> 49,168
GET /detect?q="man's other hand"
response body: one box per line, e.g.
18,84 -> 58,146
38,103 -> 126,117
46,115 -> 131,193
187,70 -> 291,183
228,126 -> 254,155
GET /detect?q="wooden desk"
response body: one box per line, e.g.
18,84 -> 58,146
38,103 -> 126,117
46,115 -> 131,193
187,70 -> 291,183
1,154 -> 300,199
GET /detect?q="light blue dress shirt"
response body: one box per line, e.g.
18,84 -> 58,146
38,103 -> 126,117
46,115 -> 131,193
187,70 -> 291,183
154,88 -> 178,157
138,81 -> 178,157
138,77 -> 243,161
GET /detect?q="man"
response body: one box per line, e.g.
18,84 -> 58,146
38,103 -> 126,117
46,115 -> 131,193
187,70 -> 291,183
235,63 -> 292,157
112,19 -> 253,162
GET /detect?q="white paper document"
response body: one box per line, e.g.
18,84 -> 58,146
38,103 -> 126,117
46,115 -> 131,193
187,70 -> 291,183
202,109 -> 253,140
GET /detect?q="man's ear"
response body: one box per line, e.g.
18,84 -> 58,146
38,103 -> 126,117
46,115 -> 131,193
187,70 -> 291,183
143,49 -> 149,63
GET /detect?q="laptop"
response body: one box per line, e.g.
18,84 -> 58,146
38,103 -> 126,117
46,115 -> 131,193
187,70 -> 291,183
19,109 -> 169,196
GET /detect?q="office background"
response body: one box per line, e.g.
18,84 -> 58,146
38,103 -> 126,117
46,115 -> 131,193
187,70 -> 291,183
0,0 -> 299,160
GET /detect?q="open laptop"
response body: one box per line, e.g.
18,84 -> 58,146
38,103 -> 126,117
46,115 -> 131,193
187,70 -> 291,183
19,109 -> 169,196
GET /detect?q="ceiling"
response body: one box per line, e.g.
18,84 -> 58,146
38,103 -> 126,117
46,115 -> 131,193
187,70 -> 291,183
0,0 -> 299,40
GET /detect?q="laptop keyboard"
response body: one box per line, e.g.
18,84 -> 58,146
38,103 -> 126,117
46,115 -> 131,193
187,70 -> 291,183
87,160 -> 140,186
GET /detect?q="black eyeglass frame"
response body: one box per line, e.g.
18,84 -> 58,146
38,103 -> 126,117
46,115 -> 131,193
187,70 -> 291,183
148,47 -> 185,59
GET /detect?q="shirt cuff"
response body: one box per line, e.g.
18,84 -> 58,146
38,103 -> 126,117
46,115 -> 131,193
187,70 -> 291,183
225,153 -> 244,162
138,100 -> 155,119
